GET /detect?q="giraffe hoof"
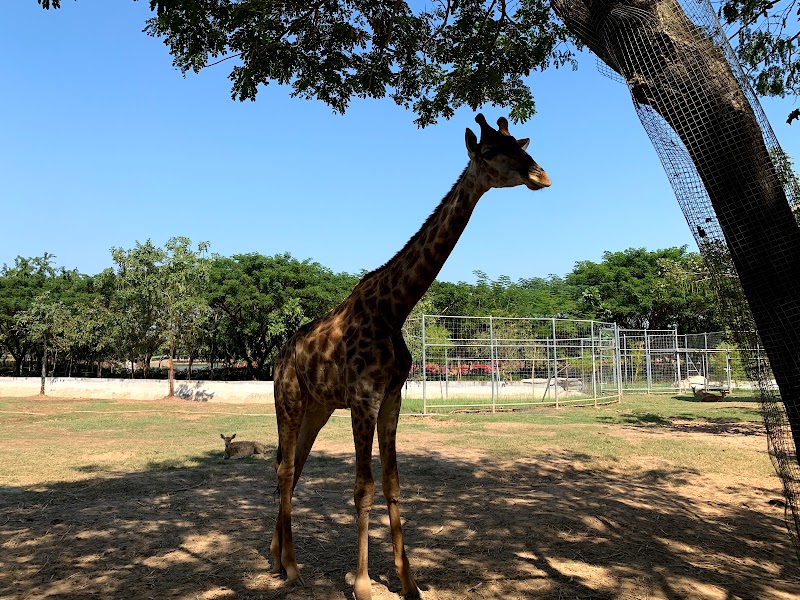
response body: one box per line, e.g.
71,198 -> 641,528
353,576 -> 372,600
286,570 -> 305,587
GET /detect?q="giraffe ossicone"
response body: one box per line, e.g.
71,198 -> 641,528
270,114 -> 550,600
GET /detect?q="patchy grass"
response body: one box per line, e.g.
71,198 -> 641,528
0,392 -> 771,485
0,393 -> 795,600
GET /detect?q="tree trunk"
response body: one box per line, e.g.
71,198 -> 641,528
10,349 -> 25,377
553,0 -> 800,455
208,336 -> 215,380
168,334 -> 176,397
40,342 -> 46,396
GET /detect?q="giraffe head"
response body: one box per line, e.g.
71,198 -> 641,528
465,113 -> 551,190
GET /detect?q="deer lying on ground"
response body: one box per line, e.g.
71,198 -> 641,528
220,433 -> 265,459
691,386 -> 730,402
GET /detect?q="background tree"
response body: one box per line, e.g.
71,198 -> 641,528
106,237 -> 211,393
107,241 -> 168,379
68,297 -> 117,377
206,252 -> 355,379
1,243 -> 735,380
565,247 -> 722,331
0,255 -> 60,376
14,292 -> 71,394
175,301 -> 213,380
160,237 -> 211,396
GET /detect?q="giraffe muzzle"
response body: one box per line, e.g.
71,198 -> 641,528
526,168 -> 552,190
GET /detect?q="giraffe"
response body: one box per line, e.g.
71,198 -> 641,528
270,114 -> 551,600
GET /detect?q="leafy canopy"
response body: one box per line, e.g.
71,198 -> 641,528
565,246 -> 721,331
36,0 -> 800,123
720,0 -> 800,122
38,0 -> 573,126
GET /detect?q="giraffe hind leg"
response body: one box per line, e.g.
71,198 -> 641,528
270,434 -> 302,583
292,405 -> 335,490
270,362 -> 306,585
269,404 -> 334,582
271,429 -> 303,585
378,391 -> 421,598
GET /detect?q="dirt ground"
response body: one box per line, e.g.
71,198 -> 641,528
2,412 -> 799,599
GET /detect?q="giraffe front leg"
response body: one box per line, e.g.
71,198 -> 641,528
351,402 -> 378,600
378,393 -> 421,598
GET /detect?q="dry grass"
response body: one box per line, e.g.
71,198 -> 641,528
1,394 -> 798,599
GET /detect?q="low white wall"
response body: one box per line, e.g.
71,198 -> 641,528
0,377 -> 274,404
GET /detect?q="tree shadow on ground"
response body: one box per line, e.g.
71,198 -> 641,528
599,413 -> 769,436
2,444 -> 797,599
598,412 -> 673,426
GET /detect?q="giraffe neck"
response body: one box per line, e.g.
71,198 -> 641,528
354,163 -> 488,329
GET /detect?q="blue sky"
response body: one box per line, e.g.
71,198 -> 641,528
2,1 -> 798,284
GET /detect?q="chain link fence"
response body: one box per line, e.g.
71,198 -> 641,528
619,329 -> 768,394
401,316 -> 621,413
402,320 -> 768,413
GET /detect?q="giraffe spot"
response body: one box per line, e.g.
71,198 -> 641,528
377,298 -> 392,315
433,238 -> 450,255
362,297 -> 379,313
353,297 -> 366,314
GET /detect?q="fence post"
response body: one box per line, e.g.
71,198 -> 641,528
674,328 -> 682,393
645,329 -> 653,394
552,318 -> 559,408
685,341 -> 691,385
444,348 -> 449,401
489,316 -> 496,414
614,324 -> 623,402
726,348 -> 732,391
591,321 -> 598,407
421,314 -> 427,415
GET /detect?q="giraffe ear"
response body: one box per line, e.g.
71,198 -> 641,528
517,138 -> 530,151
465,128 -> 479,158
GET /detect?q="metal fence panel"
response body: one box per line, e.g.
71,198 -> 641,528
402,321 -> 769,413
619,329 -> 769,394
401,316 -> 621,413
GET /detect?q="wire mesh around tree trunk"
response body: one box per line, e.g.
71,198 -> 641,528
552,0 -> 800,557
